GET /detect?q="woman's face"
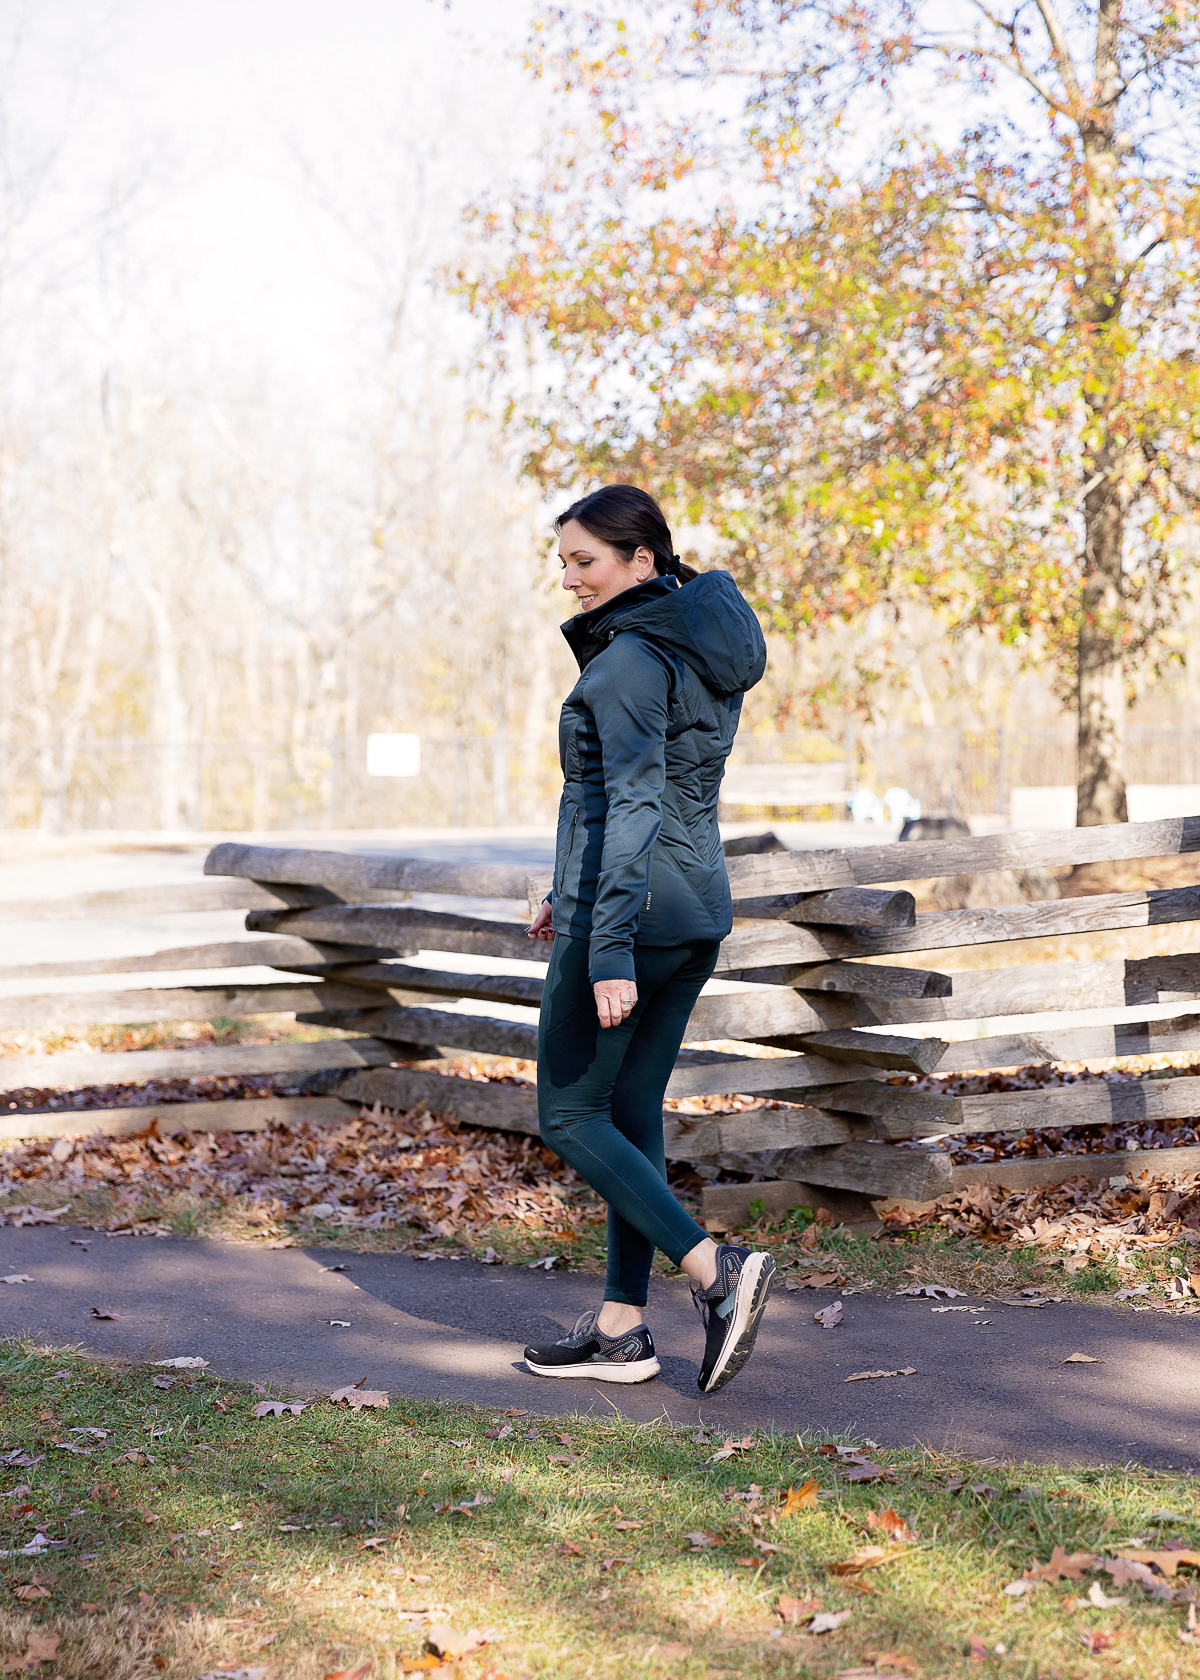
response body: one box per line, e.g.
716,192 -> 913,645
558,519 -> 655,611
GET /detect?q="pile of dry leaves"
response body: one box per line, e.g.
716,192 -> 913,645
0,1104 -> 608,1246
883,1173 -> 1200,1255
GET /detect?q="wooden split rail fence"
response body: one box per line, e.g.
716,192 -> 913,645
4,816 -> 1200,1230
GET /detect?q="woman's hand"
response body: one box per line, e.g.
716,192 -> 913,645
594,979 -> 638,1029
526,900 -> 555,942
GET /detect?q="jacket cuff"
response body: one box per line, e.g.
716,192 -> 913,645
589,948 -> 637,984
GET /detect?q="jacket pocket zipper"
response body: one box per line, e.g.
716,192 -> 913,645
556,809 -> 579,894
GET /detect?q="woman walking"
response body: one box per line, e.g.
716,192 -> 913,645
523,485 -> 775,1395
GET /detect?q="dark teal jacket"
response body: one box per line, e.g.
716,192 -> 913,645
550,570 -> 767,982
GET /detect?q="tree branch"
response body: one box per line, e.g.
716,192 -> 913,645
1030,0 -> 1084,107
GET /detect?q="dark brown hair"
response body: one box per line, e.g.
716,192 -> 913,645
555,485 -> 698,582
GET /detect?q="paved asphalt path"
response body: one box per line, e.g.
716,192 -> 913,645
2,1225 -> 1198,1469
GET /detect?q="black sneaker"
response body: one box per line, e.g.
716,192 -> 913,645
524,1310 -> 660,1384
692,1245 -> 776,1394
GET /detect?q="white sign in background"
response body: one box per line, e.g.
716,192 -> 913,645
366,733 -> 422,777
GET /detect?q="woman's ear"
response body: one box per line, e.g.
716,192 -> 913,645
634,545 -> 655,580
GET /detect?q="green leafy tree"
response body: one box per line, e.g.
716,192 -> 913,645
463,1 -> 1200,824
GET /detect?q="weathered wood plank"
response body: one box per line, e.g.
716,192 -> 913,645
0,1095 -> 351,1144
663,1107 -> 861,1159
321,963 -> 547,1009
723,814 -> 1200,895
292,975 -> 846,1046
953,1146 -> 1200,1193
712,919 -> 832,968
753,955 -> 1200,1029
663,1054 -> 878,1098
0,1038 -> 395,1094
787,961 -> 953,1000
785,1029 -> 949,1074
734,887 -> 916,929
246,905 -> 541,965
206,841 -> 533,902
0,936 -> 394,984
683,987 -> 847,1040
818,1073 -> 1200,1139
325,1065 -> 861,1161
765,1141 -> 954,1201
934,1012 -> 1200,1073
329,1067 -> 541,1135
0,879 -> 336,923
298,1006 -> 541,1061
792,883 -> 1200,960
0,982 -> 380,1033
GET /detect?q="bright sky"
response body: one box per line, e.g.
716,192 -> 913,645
13,0 -> 536,394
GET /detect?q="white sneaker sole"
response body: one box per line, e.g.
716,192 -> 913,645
700,1252 -> 776,1394
524,1355 -> 661,1384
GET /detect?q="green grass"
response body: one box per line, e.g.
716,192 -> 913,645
3,1343 -> 1200,1678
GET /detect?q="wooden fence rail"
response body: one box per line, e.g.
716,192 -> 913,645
4,818 -> 1200,1230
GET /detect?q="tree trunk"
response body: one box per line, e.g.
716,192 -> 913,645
1076,444 -> 1127,827
1074,0 -> 1127,829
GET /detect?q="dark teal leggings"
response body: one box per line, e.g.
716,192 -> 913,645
537,934 -> 719,1307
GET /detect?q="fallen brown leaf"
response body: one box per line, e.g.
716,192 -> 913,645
810,1610 -> 854,1634
686,1531 -> 718,1550
1027,1545 -> 1099,1582
600,1556 -> 631,1571
840,1463 -> 895,1484
864,1652 -> 918,1676
1061,1352 -> 1102,1364
1078,1630 -> 1116,1653
426,1625 -> 497,1659
831,1546 -> 907,1574
1088,1581 -> 1126,1608
329,1381 -> 389,1411
11,1585 -> 50,1601
89,1306 -> 120,1320
968,1634 -> 989,1661
780,1479 -> 820,1514
786,1271 -> 841,1290
845,1368 -> 917,1383
322,1667 -> 372,1680
555,1541 -> 584,1558
709,1434 -> 755,1463
814,1302 -> 844,1329
1115,1548 -> 1200,1577
613,1520 -> 643,1530
23,1633 -> 60,1662
776,1594 -> 819,1625
866,1508 -> 918,1543
253,1400 -> 308,1418
1104,1556 -> 1163,1592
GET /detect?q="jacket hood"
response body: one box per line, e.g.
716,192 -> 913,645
561,570 -> 766,698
